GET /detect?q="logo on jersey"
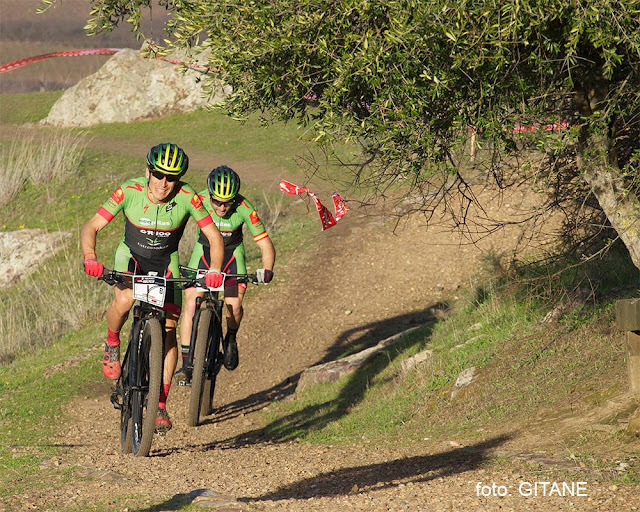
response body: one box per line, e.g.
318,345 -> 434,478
141,229 -> 170,237
143,204 -> 149,214
110,187 -> 125,205
249,210 -> 261,225
145,237 -> 164,247
126,183 -> 144,192
191,193 -> 203,210
166,201 -> 177,212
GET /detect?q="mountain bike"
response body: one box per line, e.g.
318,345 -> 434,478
101,268 -> 198,456
178,265 -> 257,427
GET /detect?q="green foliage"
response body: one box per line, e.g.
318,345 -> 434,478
72,1 -> 639,172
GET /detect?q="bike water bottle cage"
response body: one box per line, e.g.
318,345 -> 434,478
146,142 -> 189,176
207,165 -> 241,201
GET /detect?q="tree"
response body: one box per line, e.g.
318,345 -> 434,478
47,0 -> 640,268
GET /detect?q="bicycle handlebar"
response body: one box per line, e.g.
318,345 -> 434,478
178,265 -> 259,286
99,268 -> 259,288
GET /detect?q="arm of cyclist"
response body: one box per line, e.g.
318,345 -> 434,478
81,212 -> 110,277
255,236 -> 276,284
200,222 -> 225,288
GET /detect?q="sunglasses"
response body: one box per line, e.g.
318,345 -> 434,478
211,196 -> 234,207
150,169 -> 181,182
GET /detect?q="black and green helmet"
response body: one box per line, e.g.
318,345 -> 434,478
146,142 -> 189,176
207,165 -> 241,201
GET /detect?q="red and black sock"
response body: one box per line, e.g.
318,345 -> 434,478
106,328 -> 120,347
159,383 -> 171,410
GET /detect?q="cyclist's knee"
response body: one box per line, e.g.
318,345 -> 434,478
111,290 -> 134,315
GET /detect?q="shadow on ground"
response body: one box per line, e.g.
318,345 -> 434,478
163,303 -> 448,455
248,435 -> 511,502
139,436 -> 511,510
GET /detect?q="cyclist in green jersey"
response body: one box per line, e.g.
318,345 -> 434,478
81,143 -> 225,432
179,165 -> 276,372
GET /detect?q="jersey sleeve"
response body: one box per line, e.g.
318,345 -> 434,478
239,197 -> 269,242
97,184 -> 127,222
184,184 -> 213,228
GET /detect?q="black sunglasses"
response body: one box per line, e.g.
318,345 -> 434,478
211,196 -> 234,207
150,169 -> 181,182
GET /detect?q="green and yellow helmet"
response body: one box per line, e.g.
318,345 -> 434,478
146,142 -> 189,176
207,165 -> 241,201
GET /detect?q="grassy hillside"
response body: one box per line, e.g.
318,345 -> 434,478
262,253 -> 640,478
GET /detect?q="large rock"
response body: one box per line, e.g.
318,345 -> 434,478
296,325 -> 429,392
0,229 -> 71,286
41,48 -> 230,127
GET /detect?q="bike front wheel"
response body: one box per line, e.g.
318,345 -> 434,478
131,318 -> 163,456
120,320 -> 143,454
187,308 -> 220,426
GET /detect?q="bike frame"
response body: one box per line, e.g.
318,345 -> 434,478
179,267 -> 257,378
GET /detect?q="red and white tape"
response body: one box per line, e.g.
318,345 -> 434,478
0,48 -> 122,74
279,179 -> 349,231
0,48 -> 210,74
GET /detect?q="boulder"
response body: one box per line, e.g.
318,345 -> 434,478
451,366 -> 477,398
41,48 -> 230,127
296,325 -> 428,392
0,229 -> 71,286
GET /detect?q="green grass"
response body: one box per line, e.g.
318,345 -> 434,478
88,109 -> 314,173
0,321 -> 106,500
0,91 -> 64,124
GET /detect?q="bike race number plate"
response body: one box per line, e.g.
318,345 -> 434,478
133,275 -> 166,307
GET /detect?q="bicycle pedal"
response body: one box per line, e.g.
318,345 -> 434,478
109,392 -> 122,410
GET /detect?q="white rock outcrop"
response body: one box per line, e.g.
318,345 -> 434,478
41,48 -> 230,127
0,229 -> 71,286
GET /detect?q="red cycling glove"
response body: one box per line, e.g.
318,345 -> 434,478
205,271 -> 223,288
84,258 -> 104,277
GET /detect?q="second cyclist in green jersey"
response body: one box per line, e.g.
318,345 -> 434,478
179,165 -> 276,372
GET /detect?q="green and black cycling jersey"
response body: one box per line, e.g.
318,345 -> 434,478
98,176 -> 213,259
97,177 -> 214,312
188,193 -> 269,283
195,193 -> 268,250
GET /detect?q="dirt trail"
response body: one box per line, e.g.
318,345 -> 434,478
4,126 -> 639,510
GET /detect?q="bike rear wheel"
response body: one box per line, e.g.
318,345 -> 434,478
131,318 -> 163,456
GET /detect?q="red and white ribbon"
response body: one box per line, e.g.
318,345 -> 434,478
0,48 -> 211,74
280,179 -> 349,231
0,48 -> 122,74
